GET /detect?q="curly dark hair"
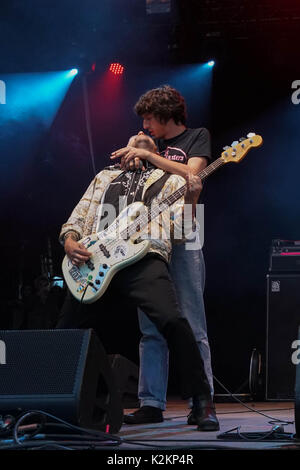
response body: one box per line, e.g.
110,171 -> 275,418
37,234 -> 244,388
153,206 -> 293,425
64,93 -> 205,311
134,85 -> 187,125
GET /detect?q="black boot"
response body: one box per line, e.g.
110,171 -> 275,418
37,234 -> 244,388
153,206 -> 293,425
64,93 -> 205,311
123,406 -> 164,424
187,396 -> 220,431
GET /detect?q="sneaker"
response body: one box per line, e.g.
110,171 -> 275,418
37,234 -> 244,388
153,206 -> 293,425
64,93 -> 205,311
123,406 -> 164,424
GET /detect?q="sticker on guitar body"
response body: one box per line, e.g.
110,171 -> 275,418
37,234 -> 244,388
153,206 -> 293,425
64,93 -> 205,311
113,244 -> 128,260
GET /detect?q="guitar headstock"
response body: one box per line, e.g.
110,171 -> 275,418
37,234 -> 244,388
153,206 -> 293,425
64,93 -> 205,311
221,133 -> 263,164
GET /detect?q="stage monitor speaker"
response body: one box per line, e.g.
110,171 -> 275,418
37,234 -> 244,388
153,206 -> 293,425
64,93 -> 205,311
266,274 -> 300,400
0,329 -> 123,433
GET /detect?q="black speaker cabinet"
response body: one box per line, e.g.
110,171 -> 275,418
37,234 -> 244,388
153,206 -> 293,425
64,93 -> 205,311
294,326 -> 300,436
266,274 -> 300,400
0,329 -> 123,433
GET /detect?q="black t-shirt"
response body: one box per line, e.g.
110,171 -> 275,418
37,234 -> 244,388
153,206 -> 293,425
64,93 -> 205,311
156,128 -> 211,164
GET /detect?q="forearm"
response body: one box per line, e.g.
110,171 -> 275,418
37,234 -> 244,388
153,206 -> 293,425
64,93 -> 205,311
148,152 -> 208,178
171,199 -> 195,242
161,175 -> 198,242
183,196 -> 197,218
146,153 -> 191,177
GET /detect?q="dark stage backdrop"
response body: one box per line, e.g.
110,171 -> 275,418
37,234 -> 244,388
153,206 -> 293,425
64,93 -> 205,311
1,58 -> 300,394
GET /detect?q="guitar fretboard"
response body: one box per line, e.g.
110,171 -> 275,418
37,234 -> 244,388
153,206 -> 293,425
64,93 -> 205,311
120,156 -> 225,239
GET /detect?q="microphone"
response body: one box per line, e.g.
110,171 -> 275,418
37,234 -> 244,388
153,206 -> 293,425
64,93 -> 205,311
104,163 -> 122,170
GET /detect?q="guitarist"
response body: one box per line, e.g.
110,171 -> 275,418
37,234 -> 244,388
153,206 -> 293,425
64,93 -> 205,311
58,133 -> 217,431
111,85 -> 218,430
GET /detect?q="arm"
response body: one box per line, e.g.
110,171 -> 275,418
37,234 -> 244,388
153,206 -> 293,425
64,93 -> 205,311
145,152 -> 207,179
59,178 -> 99,266
110,146 -> 207,178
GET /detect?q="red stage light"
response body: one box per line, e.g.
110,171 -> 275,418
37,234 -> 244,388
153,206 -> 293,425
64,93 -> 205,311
109,63 -> 124,75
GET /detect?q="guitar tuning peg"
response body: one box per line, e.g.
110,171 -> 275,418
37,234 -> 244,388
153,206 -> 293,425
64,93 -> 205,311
223,145 -> 230,151
247,132 -> 256,138
239,137 -> 246,142
231,141 -> 239,147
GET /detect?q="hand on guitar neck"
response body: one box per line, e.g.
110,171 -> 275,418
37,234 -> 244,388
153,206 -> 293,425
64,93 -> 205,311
184,172 -> 203,206
64,234 -> 91,267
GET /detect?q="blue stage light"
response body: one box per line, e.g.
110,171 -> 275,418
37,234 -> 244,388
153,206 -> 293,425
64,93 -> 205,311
0,70 -> 79,129
207,60 -> 215,67
0,70 -> 79,189
67,68 -> 79,77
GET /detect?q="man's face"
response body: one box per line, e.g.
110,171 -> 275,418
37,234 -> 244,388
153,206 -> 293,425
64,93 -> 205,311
134,134 -> 157,152
127,133 -> 157,152
142,113 -> 168,139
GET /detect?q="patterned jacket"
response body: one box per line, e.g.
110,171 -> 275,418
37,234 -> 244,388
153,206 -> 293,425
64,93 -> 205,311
59,168 -> 193,262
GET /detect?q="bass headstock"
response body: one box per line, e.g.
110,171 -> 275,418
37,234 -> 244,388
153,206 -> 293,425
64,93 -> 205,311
221,133 -> 263,164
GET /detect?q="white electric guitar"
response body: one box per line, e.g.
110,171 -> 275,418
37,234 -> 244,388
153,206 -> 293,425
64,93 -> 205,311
62,133 -> 263,303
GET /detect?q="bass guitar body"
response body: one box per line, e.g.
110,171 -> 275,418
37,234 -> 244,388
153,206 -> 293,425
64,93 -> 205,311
62,202 -> 150,303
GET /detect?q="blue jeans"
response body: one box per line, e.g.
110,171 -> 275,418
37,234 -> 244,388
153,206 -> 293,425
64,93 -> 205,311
137,243 -> 214,410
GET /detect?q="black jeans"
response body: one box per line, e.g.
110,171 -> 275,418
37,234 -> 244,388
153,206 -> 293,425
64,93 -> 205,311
57,254 -> 211,400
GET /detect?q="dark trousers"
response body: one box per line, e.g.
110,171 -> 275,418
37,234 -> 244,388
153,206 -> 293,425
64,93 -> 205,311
57,254 -> 211,400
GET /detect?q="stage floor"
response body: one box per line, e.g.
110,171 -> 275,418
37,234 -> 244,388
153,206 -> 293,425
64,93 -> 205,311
0,399 -> 298,455
117,399 -> 298,451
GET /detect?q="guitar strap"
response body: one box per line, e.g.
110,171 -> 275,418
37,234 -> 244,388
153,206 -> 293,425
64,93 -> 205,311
142,169 -> 172,207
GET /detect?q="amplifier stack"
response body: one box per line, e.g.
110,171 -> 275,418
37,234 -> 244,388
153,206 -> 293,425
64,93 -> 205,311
266,239 -> 300,400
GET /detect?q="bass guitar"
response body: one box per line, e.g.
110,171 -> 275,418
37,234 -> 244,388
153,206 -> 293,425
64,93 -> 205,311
62,133 -> 263,303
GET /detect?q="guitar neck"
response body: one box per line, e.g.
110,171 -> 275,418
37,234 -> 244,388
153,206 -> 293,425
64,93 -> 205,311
163,156 -> 225,206
123,156 -> 225,239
